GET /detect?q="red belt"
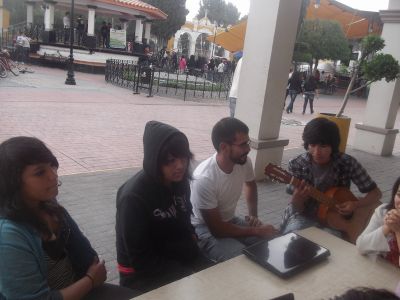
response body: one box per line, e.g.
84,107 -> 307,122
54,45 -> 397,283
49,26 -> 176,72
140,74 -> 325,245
117,263 -> 135,274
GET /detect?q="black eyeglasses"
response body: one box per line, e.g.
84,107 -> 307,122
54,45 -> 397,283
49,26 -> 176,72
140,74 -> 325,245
229,140 -> 251,148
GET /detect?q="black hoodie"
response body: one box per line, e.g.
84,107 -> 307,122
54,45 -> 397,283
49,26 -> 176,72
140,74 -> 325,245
115,121 -> 198,281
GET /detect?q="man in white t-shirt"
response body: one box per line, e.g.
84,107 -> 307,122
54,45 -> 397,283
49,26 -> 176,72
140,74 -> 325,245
191,117 -> 278,262
63,12 -> 70,44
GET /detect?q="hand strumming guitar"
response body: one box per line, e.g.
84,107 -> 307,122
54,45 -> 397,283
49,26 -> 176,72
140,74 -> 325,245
291,180 -> 312,212
336,201 -> 358,216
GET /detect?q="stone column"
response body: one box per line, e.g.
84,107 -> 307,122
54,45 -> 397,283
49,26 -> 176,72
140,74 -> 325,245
189,33 -> 196,56
0,0 -> 4,33
26,1 -> 34,28
144,22 -> 151,43
353,0 -> 400,156
235,0 -> 302,179
135,19 -> 144,43
87,6 -> 96,36
44,1 -> 55,31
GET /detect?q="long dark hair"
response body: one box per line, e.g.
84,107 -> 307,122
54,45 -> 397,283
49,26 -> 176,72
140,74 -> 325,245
158,132 -> 193,183
386,177 -> 400,210
303,117 -> 340,154
0,136 -> 62,235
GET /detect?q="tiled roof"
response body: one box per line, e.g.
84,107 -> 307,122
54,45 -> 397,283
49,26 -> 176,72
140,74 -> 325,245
97,0 -> 167,20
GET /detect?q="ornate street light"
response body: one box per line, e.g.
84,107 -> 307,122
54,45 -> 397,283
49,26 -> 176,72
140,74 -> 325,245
65,0 -> 76,85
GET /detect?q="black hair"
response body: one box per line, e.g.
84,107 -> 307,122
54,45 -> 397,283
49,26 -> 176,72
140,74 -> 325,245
0,136 -> 61,234
302,117 -> 340,154
331,287 -> 400,300
211,117 -> 249,152
158,133 -> 193,181
386,176 -> 400,210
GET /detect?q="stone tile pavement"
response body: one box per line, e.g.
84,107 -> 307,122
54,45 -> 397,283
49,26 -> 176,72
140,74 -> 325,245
1,66 -> 400,284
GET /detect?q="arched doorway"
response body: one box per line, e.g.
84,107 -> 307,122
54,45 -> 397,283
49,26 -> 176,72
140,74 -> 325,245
195,33 -> 210,58
177,33 -> 190,56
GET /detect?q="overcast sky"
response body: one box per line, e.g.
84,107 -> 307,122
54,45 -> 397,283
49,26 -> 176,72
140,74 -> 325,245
185,0 -> 390,21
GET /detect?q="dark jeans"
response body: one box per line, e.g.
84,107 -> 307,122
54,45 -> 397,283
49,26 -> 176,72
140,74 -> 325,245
302,92 -> 315,113
286,90 -> 298,113
64,28 -> 70,44
84,283 -> 136,300
120,254 -> 214,297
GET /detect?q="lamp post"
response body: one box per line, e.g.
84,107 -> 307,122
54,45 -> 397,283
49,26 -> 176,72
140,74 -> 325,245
65,0 -> 76,85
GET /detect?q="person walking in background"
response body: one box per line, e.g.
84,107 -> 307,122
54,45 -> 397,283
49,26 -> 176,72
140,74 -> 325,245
179,55 -> 187,74
63,12 -> 70,44
100,21 -> 108,48
286,71 -> 303,113
228,57 -> 242,117
302,72 -> 319,114
356,177 -> 400,267
76,16 -> 85,46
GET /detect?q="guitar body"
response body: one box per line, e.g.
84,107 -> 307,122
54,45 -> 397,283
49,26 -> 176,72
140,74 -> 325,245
325,199 -> 381,244
317,187 -> 359,221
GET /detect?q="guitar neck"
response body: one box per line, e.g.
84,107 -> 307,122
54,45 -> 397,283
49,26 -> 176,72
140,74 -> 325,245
290,177 -> 334,207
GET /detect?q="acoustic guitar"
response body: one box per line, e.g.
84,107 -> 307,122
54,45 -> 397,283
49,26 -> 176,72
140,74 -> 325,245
264,163 -> 381,244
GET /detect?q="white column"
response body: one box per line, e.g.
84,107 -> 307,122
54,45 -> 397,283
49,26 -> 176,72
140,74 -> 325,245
353,0 -> 400,156
123,21 -> 128,31
235,0 -> 302,179
189,35 -> 196,56
135,19 -> 143,43
87,7 -> 96,36
144,22 -> 151,42
26,1 -> 34,27
44,2 -> 55,31
0,0 -> 3,33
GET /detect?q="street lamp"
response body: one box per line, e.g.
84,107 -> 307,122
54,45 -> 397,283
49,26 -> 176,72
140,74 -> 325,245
65,0 -> 76,85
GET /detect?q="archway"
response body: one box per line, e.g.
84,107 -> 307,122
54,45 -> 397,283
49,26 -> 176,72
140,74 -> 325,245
195,33 -> 210,58
177,32 -> 190,56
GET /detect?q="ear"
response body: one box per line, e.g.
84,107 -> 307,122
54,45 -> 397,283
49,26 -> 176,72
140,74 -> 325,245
219,142 -> 229,153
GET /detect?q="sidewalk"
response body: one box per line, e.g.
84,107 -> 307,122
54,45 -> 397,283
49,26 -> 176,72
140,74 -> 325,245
1,66 -> 400,283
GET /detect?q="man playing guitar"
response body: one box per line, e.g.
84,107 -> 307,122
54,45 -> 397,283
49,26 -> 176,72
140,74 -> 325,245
280,118 -> 382,240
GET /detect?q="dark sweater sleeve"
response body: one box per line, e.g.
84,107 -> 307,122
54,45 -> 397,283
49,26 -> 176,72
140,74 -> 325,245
117,193 -> 165,275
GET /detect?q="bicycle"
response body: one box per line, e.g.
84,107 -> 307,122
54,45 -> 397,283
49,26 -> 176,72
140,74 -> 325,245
0,50 -> 20,76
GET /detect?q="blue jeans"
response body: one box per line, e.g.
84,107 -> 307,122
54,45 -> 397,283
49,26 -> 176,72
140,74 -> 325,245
229,97 -> 236,117
195,216 -> 262,262
302,92 -> 315,114
286,90 -> 298,113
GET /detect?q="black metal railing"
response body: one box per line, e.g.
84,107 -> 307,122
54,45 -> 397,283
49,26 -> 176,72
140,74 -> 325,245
105,59 -> 233,101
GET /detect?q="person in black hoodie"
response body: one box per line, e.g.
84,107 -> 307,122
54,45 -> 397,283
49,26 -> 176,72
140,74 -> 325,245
116,121 -> 211,295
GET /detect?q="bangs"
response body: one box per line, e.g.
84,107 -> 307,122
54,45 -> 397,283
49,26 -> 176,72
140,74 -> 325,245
159,133 -> 192,165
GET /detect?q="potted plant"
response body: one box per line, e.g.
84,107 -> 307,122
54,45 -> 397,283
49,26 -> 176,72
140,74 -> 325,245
319,35 -> 400,152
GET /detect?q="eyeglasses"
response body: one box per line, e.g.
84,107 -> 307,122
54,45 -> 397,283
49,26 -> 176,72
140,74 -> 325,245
229,140 -> 251,148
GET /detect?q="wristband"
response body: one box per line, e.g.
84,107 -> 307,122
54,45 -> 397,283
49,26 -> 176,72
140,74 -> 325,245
85,273 -> 94,289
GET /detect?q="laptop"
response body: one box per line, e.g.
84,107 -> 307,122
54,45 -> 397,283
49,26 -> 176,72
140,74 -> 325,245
243,232 -> 330,278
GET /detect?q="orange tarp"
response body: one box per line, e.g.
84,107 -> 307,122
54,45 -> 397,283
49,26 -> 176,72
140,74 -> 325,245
208,0 -> 382,52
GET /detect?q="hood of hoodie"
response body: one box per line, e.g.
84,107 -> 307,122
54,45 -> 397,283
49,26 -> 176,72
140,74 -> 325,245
142,121 -> 188,182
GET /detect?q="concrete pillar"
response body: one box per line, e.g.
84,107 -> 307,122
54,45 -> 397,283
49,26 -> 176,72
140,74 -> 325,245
0,0 -> 4,33
235,0 -> 302,179
135,19 -> 143,43
353,0 -> 400,156
26,1 -> 34,28
87,6 -> 96,36
144,22 -> 151,43
44,1 -> 55,31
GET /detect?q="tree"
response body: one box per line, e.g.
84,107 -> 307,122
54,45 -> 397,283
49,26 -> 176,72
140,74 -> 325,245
142,0 -> 188,45
337,35 -> 400,117
294,19 -> 350,69
197,0 -> 240,27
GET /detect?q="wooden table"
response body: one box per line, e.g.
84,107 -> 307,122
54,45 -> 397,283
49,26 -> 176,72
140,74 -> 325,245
134,227 -> 400,300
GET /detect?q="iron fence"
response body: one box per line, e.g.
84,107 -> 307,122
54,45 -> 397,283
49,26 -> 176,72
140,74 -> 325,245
105,59 -> 233,101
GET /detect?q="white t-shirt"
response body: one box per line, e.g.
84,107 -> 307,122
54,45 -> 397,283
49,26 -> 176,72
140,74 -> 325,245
63,16 -> 70,28
190,153 -> 255,225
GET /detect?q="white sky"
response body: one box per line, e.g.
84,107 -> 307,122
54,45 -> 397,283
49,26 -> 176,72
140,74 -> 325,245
185,0 -> 390,21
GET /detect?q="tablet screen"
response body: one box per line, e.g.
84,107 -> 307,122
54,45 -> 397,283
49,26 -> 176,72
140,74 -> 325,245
243,232 -> 330,277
